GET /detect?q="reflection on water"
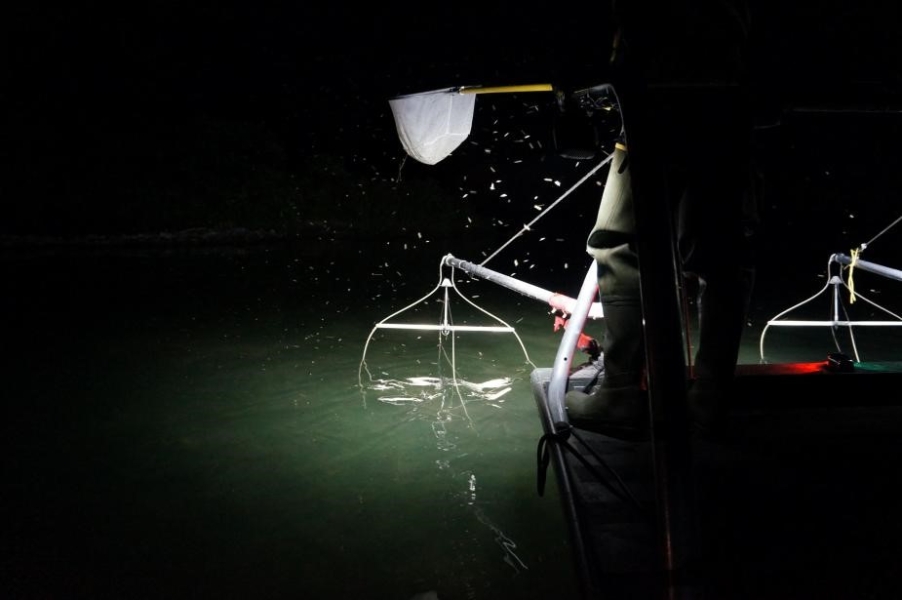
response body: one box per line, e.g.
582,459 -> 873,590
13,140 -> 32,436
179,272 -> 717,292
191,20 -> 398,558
2,242 -> 581,600
7,114 -> 902,598
5,234 -> 902,599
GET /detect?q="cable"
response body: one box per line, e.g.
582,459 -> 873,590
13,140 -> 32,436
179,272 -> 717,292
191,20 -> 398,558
859,213 -> 902,251
536,422 -> 650,521
480,153 -> 614,267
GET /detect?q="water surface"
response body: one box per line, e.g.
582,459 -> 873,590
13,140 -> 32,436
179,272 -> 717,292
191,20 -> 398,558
5,225 -> 902,599
3,240 -> 584,600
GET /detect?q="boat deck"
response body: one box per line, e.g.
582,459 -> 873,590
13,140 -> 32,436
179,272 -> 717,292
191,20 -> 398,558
532,361 -> 902,599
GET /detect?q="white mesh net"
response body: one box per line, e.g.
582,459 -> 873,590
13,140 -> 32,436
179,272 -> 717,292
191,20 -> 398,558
389,88 -> 476,165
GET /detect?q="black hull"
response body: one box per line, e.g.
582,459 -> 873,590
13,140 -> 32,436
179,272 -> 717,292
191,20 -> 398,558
532,361 -> 902,599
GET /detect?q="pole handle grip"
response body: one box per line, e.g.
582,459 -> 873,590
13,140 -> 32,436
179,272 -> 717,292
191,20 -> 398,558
459,84 -> 554,95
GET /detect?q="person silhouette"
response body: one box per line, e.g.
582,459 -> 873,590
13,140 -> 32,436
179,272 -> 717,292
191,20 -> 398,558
565,0 -> 759,438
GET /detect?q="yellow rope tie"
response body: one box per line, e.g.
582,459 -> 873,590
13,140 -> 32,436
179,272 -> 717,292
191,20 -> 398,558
848,248 -> 859,304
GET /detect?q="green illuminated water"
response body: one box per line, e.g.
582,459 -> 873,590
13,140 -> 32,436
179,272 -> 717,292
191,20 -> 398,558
3,241 -> 585,600
5,235 -> 902,600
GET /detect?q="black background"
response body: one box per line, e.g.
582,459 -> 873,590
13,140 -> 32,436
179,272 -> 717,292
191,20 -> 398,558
3,2 -> 901,244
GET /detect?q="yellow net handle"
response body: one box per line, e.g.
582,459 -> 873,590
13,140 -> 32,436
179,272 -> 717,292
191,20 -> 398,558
459,84 -> 554,95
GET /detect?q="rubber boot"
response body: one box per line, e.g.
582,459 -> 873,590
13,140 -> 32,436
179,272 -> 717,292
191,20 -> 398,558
565,144 -> 649,439
565,300 -> 649,440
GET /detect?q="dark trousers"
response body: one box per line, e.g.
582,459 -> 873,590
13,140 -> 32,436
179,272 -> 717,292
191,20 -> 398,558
586,87 -> 757,383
